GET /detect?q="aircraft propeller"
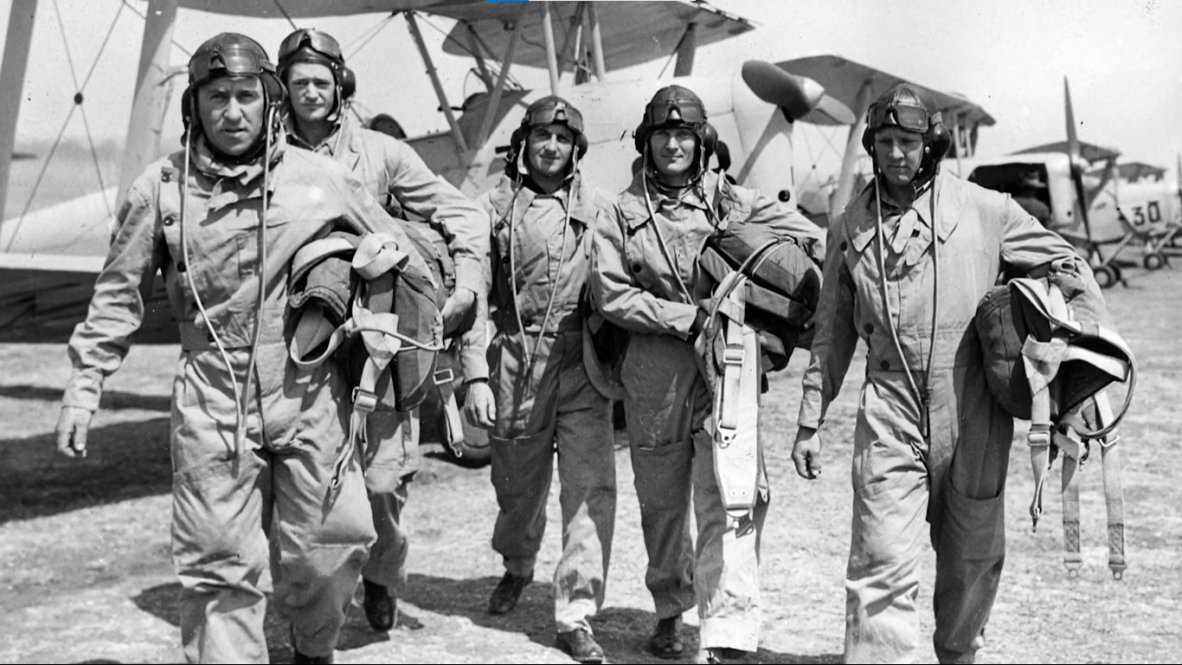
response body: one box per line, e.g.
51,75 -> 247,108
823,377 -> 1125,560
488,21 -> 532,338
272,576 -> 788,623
1064,77 -> 1095,246
741,60 -> 825,121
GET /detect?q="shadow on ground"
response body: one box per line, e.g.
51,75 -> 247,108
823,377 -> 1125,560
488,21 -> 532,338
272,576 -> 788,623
0,417 -> 172,524
0,385 -> 171,411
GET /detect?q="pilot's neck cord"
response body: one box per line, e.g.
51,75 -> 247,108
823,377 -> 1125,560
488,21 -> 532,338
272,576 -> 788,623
873,174 -> 940,440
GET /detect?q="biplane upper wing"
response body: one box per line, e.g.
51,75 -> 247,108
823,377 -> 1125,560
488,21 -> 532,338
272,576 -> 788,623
775,54 -> 996,129
434,0 -> 755,72
1014,140 -> 1121,164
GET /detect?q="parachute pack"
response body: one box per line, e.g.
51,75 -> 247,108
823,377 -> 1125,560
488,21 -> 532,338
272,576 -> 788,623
695,221 -> 823,525
286,230 -> 443,493
975,271 -> 1136,578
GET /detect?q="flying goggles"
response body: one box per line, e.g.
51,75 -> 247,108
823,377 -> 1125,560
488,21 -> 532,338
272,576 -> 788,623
524,99 -> 585,134
867,101 -> 940,134
189,44 -> 277,84
279,29 -> 344,64
642,98 -> 707,127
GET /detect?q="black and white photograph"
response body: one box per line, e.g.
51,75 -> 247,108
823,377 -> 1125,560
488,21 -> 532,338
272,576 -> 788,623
0,0 -> 1177,662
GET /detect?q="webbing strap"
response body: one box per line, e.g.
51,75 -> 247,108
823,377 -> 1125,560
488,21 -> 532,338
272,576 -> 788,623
711,284 -> 761,513
1094,392 -> 1127,579
434,359 -> 466,456
353,232 -> 409,280
1057,428 -> 1084,576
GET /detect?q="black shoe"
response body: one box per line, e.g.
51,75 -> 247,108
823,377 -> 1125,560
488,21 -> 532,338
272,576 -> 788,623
362,578 -> 396,632
695,647 -> 747,663
556,629 -> 606,664
647,616 -> 684,660
487,570 -> 533,615
291,627 -> 334,664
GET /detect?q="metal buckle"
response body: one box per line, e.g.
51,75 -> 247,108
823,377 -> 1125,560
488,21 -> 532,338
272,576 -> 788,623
722,346 -> 744,366
352,387 -> 377,413
434,367 -> 455,386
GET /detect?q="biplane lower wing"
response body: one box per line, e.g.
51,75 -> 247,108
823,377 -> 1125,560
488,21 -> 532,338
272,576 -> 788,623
0,253 -> 176,345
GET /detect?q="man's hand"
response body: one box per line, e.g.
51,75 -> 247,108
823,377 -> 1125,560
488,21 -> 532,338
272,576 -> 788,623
463,380 -> 496,429
55,406 -> 93,459
791,426 -> 822,480
441,287 -> 476,337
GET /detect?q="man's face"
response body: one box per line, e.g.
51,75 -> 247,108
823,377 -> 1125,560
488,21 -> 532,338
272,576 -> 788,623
197,76 -> 265,156
648,127 -> 698,179
525,123 -> 575,179
873,126 -> 925,187
286,62 -> 336,124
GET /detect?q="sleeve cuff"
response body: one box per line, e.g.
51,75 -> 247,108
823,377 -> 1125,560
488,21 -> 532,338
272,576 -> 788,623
459,347 -> 490,383
796,388 -> 824,429
62,368 -> 104,412
454,258 -> 485,296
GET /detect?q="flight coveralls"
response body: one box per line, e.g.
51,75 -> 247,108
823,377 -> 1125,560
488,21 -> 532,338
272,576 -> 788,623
288,112 -> 488,593
592,170 -> 824,651
63,133 -> 432,663
473,172 -> 617,634
798,170 -> 1099,663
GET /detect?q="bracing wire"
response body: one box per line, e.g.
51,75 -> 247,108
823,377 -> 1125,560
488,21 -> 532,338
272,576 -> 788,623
120,0 -> 191,57
345,14 -> 396,59
419,14 -> 523,90
270,0 -> 299,32
6,0 -> 125,249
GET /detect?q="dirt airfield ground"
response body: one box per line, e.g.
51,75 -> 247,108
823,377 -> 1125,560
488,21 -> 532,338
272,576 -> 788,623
1,266 -> 1180,664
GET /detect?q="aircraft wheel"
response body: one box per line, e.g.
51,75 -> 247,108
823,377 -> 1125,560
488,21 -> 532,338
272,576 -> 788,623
1093,265 -> 1118,289
1143,253 -> 1166,270
441,421 -> 491,468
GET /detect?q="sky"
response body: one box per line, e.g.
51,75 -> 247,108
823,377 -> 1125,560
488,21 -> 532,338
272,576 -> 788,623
3,0 -> 1181,184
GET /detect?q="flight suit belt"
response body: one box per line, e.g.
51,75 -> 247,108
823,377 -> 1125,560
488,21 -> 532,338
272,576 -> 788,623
865,343 -> 979,375
178,321 -> 283,351
494,312 -> 582,335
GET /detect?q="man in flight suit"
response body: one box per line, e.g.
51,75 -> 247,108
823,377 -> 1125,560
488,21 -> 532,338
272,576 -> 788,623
55,33 -> 434,664
277,27 -> 489,632
463,96 -> 617,664
792,83 -> 1103,663
592,85 -> 823,664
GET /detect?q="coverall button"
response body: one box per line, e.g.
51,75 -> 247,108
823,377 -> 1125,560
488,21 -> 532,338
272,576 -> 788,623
630,263 -> 642,273
177,261 -> 186,273
864,323 -> 874,334
840,241 -> 849,251
880,360 -> 890,370
161,172 -> 171,183
207,333 -> 215,343
163,215 -> 176,226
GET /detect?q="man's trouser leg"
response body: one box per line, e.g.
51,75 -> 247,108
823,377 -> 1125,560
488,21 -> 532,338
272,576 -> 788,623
173,436 -> 271,664
362,480 -> 410,590
621,334 -> 697,620
694,425 -> 769,652
489,331 -> 560,578
931,377 -> 1013,664
552,331 -> 617,634
843,376 -> 930,664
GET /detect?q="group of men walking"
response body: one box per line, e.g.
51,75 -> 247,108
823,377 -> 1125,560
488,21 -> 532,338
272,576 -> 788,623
53,26 -> 1103,665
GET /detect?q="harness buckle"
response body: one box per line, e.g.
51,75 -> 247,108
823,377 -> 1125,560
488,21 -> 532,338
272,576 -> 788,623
434,367 -> 455,386
722,345 -> 744,366
352,387 -> 378,414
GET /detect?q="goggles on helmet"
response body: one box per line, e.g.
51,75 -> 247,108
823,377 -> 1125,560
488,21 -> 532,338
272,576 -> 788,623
279,29 -> 344,64
524,99 -> 584,135
867,102 -> 935,134
190,44 -> 276,85
643,98 -> 707,127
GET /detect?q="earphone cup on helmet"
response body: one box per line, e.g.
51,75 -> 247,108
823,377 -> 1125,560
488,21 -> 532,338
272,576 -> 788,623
633,123 -> 647,155
339,67 -> 356,101
926,121 -> 951,161
700,122 -> 718,161
181,86 -> 193,126
575,131 -> 588,158
264,72 -> 287,110
861,126 -> 875,155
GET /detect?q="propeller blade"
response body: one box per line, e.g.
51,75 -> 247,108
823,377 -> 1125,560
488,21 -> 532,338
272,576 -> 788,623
1063,77 -> 1093,242
1065,77 -> 1081,166
741,60 -> 825,121
800,94 -> 856,126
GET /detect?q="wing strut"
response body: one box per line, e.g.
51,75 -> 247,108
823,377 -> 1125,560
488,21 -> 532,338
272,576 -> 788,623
117,0 -> 178,213
475,3 -> 527,152
586,1 -> 606,81
540,1 -> 560,96
0,0 -> 39,226
556,2 -> 588,84
831,79 -> 874,217
406,11 -> 468,156
463,21 -> 494,92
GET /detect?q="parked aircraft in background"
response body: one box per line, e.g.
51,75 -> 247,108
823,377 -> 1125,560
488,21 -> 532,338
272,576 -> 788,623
964,79 -> 1181,287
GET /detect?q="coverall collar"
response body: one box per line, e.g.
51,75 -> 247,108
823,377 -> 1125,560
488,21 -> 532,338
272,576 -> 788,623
283,110 -> 360,170
189,127 -> 286,208
487,171 -> 595,230
619,169 -> 724,230
848,171 -> 959,254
